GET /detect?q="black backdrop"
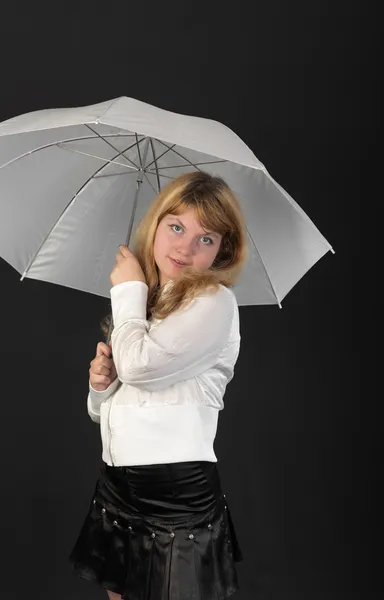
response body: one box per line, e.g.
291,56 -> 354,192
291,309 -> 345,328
0,2 -> 378,599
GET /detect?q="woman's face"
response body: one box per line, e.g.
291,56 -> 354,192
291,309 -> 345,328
153,207 -> 223,287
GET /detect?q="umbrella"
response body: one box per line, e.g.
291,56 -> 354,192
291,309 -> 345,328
0,96 -> 334,327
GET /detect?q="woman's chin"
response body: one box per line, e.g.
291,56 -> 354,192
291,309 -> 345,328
159,271 -> 175,287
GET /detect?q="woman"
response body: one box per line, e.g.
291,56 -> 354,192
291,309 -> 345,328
69,171 -> 248,599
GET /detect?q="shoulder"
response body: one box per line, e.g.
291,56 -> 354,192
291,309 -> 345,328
191,283 -> 238,316
198,283 -> 237,301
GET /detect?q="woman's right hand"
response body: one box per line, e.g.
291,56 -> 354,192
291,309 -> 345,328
89,342 -> 117,391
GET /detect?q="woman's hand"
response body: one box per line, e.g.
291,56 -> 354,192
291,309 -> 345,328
110,245 -> 146,287
89,342 -> 117,391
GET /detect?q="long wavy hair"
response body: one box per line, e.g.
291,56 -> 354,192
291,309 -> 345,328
100,171 -> 248,340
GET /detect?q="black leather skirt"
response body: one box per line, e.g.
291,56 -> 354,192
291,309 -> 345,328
69,459 -> 243,599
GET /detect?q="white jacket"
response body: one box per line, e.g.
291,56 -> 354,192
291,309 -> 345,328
88,280 -> 241,466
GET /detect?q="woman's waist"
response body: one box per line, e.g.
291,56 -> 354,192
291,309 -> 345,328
103,401 -> 220,432
95,458 -> 225,522
100,403 -> 220,466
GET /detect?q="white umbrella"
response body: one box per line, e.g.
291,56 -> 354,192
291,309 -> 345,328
0,96 -> 334,311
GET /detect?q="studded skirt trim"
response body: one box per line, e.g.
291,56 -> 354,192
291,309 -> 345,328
69,459 -> 243,599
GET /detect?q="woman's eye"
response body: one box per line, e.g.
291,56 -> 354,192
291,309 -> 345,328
201,237 -> 213,245
170,224 -> 213,245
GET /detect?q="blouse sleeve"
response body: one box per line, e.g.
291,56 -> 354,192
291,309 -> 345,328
87,377 -> 121,423
110,281 -> 236,392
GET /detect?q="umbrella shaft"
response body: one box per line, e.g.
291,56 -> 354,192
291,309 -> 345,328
107,137 -> 151,345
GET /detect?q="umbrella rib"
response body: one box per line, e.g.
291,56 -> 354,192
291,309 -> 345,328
262,168 -> 335,254
244,226 -> 282,308
143,172 -> 159,197
85,124 -> 141,170
0,133 -> 138,171
144,144 -> 176,170
147,160 -> 228,171
135,133 -> 144,168
148,171 -> 174,180
94,171 -> 138,179
149,138 -> 161,193
155,139 -> 203,172
57,145 -> 139,171
20,141 -> 139,281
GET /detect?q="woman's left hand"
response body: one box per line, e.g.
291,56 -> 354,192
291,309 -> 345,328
110,245 -> 147,287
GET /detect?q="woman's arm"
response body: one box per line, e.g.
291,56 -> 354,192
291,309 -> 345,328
87,377 -> 121,423
110,281 -> 237,392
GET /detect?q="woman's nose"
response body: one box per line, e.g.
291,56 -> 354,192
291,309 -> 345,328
176,238 -> 196,255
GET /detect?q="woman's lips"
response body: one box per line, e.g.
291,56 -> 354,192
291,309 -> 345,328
169,257 -> 189,268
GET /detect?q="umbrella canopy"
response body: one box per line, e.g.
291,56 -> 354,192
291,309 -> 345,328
0,96 -> 334,306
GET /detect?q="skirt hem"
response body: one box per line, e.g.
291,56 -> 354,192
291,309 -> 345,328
71,560 -> 241,599
70,559 -> 124,595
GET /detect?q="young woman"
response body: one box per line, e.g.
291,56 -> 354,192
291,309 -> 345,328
69,171 -> 248,599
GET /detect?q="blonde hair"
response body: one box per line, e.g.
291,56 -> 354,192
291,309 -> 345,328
101,171 -> 247,338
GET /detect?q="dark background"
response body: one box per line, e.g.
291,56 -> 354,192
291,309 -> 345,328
0,1 -> 379,599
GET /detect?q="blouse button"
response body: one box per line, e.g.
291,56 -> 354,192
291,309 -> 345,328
151,532 -> 156,538
113,520 -> 118,526
189,534 -> 194,540
207,524 -> 212,529
170,532 -> 175,538
101,508 -> 106,514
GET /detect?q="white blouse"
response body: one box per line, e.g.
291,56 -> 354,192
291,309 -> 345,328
87,280 -> 241,466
